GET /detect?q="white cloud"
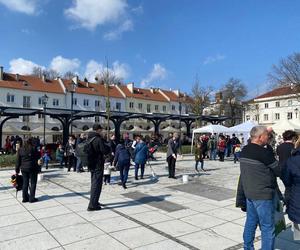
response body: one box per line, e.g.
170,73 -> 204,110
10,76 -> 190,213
203,54 -> 226,65
103,19 -> 133,40
84,60 -> 130,82
0,0 -> 37,15
9,58 -> 44,75
141,63 -> 167,88
131,5 -> 143,15
50,56 -> 80,75
65,0 -> 128,30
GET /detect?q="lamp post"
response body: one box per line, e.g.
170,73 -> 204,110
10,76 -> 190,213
70,82 -> 76,135
41,94 -> 48,146
295,108 -> 299,119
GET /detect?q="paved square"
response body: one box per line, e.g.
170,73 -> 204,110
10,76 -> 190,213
0,153 -> 299,250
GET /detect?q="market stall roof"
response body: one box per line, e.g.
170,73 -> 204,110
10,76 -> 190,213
228,121 -> 257,134
271,120 -> 300,134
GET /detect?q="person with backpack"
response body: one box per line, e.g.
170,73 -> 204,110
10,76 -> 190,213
114,140 -> 131,189
86,124 -> 110,211
134,136 -> 149,180
15,138 -> 40,203
75,133 -> 86,173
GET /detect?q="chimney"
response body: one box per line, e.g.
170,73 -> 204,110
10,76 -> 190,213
0,66 -> 3,80
173,89 -> 180,96
150,87 -> 154,93
72,75 -> 79,86
16,74 -> 20,81
42,74 -> 46,82
84,78 -> 89,88
127,82 -> 134,93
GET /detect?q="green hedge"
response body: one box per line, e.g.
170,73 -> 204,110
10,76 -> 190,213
0,154 -> 17,168
157,145 -> 192,154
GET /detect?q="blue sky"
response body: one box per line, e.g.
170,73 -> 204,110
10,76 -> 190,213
0,0 -> 300,98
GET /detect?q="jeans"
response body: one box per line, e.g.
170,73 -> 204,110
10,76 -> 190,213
119,163 -> 130,184
234,152 -> 240,163
210,149 -> 217,160
21,170 -> 38,202
135,163 -> 145,178
243,198 -> 275,250
76,157 -> 82,172
195,160 -> 204,170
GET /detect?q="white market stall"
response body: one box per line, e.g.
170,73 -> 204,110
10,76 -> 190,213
271,120 -> 300,135
191,124 -> 230,152
228,120 -> 257,142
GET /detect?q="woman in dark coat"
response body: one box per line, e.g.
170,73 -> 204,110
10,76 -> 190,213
114,142 -> 131,189
15,138 -> 40,203
282,145 -> 300,226
134,137 -> 148,180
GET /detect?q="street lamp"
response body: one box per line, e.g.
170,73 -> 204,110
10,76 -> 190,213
70,82 -> 76,135
295,108 -> 299,119
41,94 -> 48,146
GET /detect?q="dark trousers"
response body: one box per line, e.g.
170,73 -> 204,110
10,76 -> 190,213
104,174 -> 111,184
21,170 -> 38,202
67,155 -> 76,171
219,152 -> 225,161
167,156 -> 176,177
119,164 -> 130,184
88,167 -> 104,209
135,163 -> 145,178
195,160 -> 204,170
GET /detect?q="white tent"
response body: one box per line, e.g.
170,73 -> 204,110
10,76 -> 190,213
229,121 -> 257,134
271,120 -> 300,135
129,126 -> 147,132
162,126 -> 180,133
2,125 -> 29,135
191,124 -> 230,153
31,127 -> 61,135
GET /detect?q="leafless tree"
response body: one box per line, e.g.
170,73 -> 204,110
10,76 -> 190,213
191,76 -> 212,127
64,71 -> 76,80
269,52 -> 300,96
95,69 -> 122,85
221,78 -> 247,126
31,67 -> 60,80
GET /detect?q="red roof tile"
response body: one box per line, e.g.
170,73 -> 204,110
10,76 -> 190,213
255,86 -> 296,99
0,73 -> 64,94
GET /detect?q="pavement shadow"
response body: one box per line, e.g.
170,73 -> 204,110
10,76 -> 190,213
38,191 -> 90,201
0,185 -> 13,191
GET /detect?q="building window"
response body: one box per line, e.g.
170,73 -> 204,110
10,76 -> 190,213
138,103 -> 142,109
275,101 -> 280,107
288,100 -> 293,106
155,105 -> 159,111
275,113 -> 280,120
53,99 -> 59,106
255,115 -> 259,121
172,105 -> 176,111
147,104 -> 151,113
129,102 -> 134,109
38,97 -> 43,106
7,93 -> 15,103
264,114 -> 268,121
83,99 -> 89,107
264,103 -> 269,108
95,116 -> 100,122
23,96 -> 30,108
95,100 -> 100,107
72,98 -> 77,106
163,105 -> 166,112
246,115 -> 250,121
287,112 -> 293,120
255,104 -> 259,110
116,102 -> 121,111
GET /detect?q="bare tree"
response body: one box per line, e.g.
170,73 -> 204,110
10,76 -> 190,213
95,69 -> 122,85
31,66 -> 60,80
191,76 -> 212,127
269,52 -> 300,95
64,71 -> 77,80
221,78 -> 247,126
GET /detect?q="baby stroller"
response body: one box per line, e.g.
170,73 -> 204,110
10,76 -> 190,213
148,145 -> 158,161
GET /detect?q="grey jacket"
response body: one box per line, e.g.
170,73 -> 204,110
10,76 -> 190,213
166,138 -> 181,159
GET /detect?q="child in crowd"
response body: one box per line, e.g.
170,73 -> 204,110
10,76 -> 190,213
103,159 -> 113,185
56,144 -> 65,168
194,142 -> 204,172
41,146 -> 51,170
234,144 -> 242,164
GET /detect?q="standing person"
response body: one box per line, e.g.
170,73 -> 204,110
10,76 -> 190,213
281,137 -> 300,237
65,135 -> 76,172
108,134 -> 117,166
225,135 -> 232,157
231,134 -> 241,163
276,130 -> 298,205
201,136 -> 208,159
218,135 -> 226,162
55,144 -> 65,168
134,136 -> 148,180
166,133 -> 181,179
87,124 -> 109,211
114,140 -> 131,189
236,126 -> 281,250
75,133 -> 86,173
15,138 -> 39,203
208,135 -> 217,160
103,159 -> 112,185
41,146 -> 51,170
194,142 -> 204,172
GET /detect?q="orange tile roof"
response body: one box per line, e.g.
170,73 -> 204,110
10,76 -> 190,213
0,73 -> 64,94
255,86 -> 296,99
118,85 -> 169,102
63,79 -> 124,99
161,89 -> 179,101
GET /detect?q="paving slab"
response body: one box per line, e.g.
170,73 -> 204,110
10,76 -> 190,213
93,216 -> 140,233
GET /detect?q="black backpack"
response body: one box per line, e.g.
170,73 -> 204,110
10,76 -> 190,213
11,174 -> 23,197
76,137 -> 96,166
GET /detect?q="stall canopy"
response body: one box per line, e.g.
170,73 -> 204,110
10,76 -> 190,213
161,126 -> 180,133
271,120 -> 300,134
2,125 -> 29,135
31,127 -> 62,135
229,121 -> 257,134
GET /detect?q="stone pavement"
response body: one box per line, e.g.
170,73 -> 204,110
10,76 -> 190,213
0,154 -> 299,250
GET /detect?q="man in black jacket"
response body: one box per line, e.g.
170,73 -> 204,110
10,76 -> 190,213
87,124 -> 109,211
166,133 -> 181,179
237,125 -> 281,250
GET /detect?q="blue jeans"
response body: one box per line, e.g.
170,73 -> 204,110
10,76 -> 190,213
243,198 -> 275,250
135,163 -> 145,178
76,157 -> 82,172
210,149 -> 217,160
195,160 -> 204,170
119,163 -> 130,185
